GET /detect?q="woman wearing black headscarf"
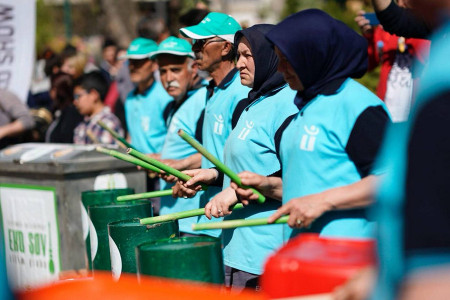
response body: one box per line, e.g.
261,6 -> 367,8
232,10 -> 391,240
175,24 -> 297,290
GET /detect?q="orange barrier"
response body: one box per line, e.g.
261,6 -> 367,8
261,233 -> 376,299
17,272 -> 266,300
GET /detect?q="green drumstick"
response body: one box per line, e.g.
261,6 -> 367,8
192,215 -> 289,231
140,203 -> 245,225
97,120 -> 134,149
127,148 -> 207,190
96,147 -> 162,174
177,129 -> 266,203
117,190 -> 173,202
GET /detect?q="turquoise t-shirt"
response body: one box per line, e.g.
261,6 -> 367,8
280,78 -> 387,240
195,69 -> 251,237
221,85 -> 298,275
159,87 -> 207,235
124,80 -> 173,153
371,19 -> 450,300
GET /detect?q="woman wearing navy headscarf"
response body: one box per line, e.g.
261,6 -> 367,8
233,10 -> 391,240
175,24 -> 297,290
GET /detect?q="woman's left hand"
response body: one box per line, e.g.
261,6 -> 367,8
204,187 -> 239,219
267,191 -> 333,228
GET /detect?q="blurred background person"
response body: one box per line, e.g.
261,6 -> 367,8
73,70 -> 124,145
0,89 -> 36,149
355,1 -> 430,122
45,72 -> 83,143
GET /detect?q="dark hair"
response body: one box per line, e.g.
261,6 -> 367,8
136,15 -> 168,41
50,72 -> 74,109
179,9 -> 209,27
103,38 -> 117,49
75,71 -> 110,101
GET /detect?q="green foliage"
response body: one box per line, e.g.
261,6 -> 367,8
35,0 -> 57,56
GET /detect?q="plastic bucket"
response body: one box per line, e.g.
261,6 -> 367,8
108,219 -> 179,279
261,233 -> 376,298
136,236 -> 224,284
81,188 -> 134,269
88,202 -> 152,272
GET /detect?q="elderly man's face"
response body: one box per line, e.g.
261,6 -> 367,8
157,54 -> 197,101
191,37 -> 228,73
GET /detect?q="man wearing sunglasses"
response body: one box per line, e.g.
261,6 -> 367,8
178,12 -> 250,238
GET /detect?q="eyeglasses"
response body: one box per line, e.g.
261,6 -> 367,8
74,92 -> 87,100
192,38 -> 225,51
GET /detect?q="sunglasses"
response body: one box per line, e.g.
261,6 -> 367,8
192,38 -> 225,50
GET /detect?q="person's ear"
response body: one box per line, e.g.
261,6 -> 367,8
221,41 -> 233,57
90,89 -> 101,102
151,60 -> 159,73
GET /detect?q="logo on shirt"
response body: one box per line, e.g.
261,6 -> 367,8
213,114 -> 224,135
141,116 -> 150,132
168,116 -> 179,133
237,121 -> 254,140
300,125 -> 319,151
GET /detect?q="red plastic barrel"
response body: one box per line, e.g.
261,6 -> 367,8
261,233 -> 376,298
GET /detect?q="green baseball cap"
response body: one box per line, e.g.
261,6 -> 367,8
153,36 -> 195,59
122,37 -> 158,59
179,12 -> 241,43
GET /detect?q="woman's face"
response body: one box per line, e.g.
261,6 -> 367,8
236,37 -> 255,88
274,47 -> 304,91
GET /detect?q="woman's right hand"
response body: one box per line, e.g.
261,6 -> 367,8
171,168 -> 219,198
354,10 -> 373,37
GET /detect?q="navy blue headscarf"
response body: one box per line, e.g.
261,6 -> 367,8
234,24 -> 286,103
266,9 -> 368,107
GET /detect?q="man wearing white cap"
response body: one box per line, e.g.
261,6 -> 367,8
177,12 -> 251,238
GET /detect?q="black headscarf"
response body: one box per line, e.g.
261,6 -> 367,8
265,9 -> 368,108
234,24 -> 286,104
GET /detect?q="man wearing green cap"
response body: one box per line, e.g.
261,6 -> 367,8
153,36 -> 208,236
178,12 -> 251,238
123,37 -> 172,155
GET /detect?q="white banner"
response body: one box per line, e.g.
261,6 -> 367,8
0,0 -> 36,103
0,184 -> 60,290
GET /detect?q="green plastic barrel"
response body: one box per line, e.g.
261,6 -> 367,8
136,236 -> 224,284
88,202 -> 152,272
81,188 -> 134,270
108,219 -> 180,280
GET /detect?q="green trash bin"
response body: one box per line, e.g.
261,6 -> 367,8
81,188 -> 134,270
88,201 -> 152,272
136,236 -> 224,284
108,219 -> 180,280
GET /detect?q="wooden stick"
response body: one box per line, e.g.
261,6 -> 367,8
117,190 -> 173,201
178,129 -> 265,203
97,120 -> 133,149
127,148 -> 207,190
96,147 -> 162,173
192,215 -> 289,231
140,203 -> 245,225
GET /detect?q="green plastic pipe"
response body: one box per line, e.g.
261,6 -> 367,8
97,120 -> 134,149
178,129 -> 266,203
192,215 -> 289,231
127,148 -> 207,190
96,147 -> 162,174
117,190 -> 173,202
140,203 -> 245,225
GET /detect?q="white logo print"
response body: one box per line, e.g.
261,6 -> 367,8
300,125 -> 319,151
141,116 -> 150,132
237,121 -> 254,140
213,114 -> 224,135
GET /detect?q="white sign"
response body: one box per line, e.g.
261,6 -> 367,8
0,1 -> 36,103
0,184 -> 60,290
